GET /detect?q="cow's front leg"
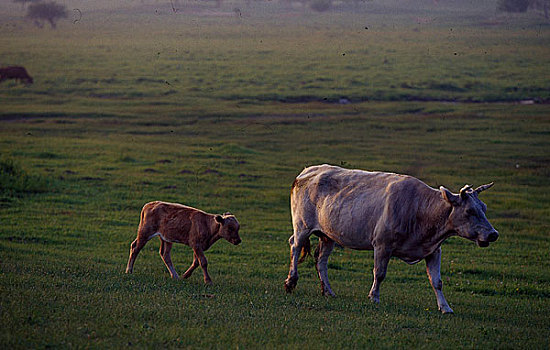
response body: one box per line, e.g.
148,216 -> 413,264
182,253 -> 199,279
193,248 -> 212,285
159,240 -> 179,279
368,246 -> 392,303
425,247 -> 453,314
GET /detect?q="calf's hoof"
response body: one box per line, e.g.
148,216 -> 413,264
368,294 -> 380,304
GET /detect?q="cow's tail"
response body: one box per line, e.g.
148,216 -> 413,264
297,237 -> 311,264
313,240 -> 320,265
289,235 -> 311,264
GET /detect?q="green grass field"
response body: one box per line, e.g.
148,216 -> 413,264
1,1 -> 549,348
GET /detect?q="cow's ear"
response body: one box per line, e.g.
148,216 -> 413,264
440,186 -> 460,206
215,215 -> 225,224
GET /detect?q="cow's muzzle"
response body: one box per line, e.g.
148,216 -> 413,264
476,230 -> 499,248
232,238 -> 242,245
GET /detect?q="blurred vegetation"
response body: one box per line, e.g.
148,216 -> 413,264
0,157 -> 52,197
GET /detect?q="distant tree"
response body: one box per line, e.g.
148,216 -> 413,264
26,1 -> 68,29
497,0 -> 530,12
13,0 -> 40,9
310,0 -> 332,12
530,0 -> 550,19
497,0 -> 550,18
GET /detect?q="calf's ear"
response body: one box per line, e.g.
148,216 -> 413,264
215,215 -> 225,224
440,186 -> 460,206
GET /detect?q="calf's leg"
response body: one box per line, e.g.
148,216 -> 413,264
315,236 -> 336,296
193,248 -> 212,284
425,247 -> 453,314
126,238 -> 147,274
368,246 -> 392,303
159,240 -> 179,279
182,253 -> 199,279
126,211 -> 156,274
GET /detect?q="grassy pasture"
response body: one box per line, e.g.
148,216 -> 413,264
1,1 -> 550,348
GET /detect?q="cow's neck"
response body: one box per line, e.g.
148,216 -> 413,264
419,192 -> 456,248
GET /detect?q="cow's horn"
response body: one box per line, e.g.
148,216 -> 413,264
474,182 -> 494,194
459,184 -> 473,198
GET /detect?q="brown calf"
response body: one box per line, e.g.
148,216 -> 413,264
125,201 -> 241,284
0,66 -> 33,84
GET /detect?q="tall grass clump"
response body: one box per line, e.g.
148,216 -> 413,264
0,157 -> 52,197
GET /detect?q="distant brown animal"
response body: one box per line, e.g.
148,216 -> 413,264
285,164 -> 498,313
0,66 -> 33,84
126,201 -> 241,284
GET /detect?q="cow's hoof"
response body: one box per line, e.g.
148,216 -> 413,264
440,307 -> 454,314
321,282 -> 336,297
368,295 -> 380,304
284,277 -> 297,293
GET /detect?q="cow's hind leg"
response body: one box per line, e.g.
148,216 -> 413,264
314,235 -> 336,296
284,232 -> 311,293
368,246 -> 392,303
159,240 -> 179,279
425,247 -> 453,314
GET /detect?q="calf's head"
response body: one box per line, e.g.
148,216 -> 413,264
440,183 -> 499,247
215,212 -> 241,245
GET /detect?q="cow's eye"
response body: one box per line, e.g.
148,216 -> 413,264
466,208 -> 476,216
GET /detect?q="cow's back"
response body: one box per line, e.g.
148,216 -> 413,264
291,164 -> 423,249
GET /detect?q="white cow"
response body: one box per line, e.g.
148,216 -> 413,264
284,164 -> 498,313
